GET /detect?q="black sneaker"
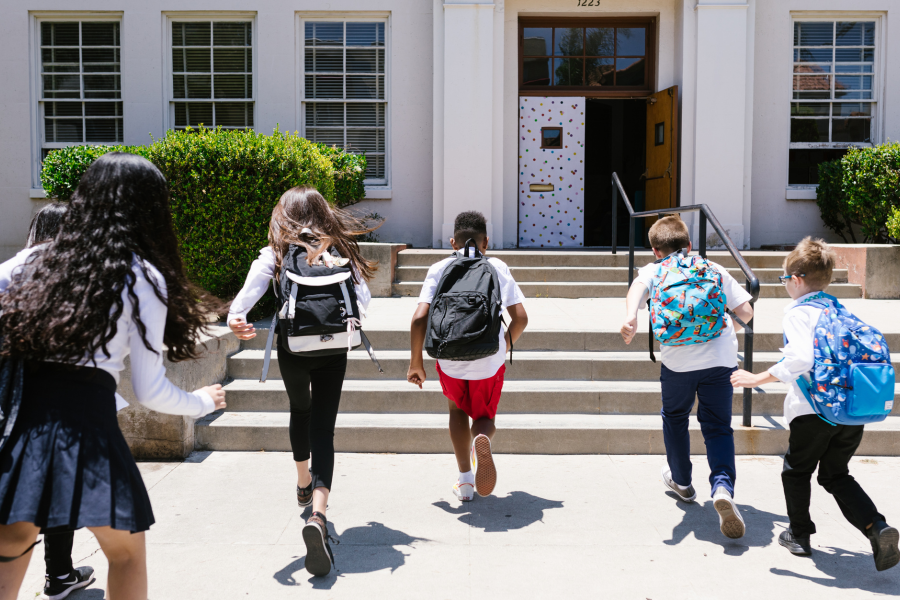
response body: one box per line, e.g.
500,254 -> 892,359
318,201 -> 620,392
778,528 -> 812,556
867,520 -> 900,572
303,511 -> 336,576
297,482 -> 313,507
42,566 -> 95,600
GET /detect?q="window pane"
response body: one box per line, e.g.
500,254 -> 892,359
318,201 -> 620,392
82,48 -> 120,72
45,102 -> 83,117
173,22 -> 211,46
365,154 -> 384,179
791,102 -> 829,116
793,74 -> 831,99
85,101 -> 121,116
82,22 -> 119,46
795,22 -> 833,46
347,49 -> 383,73
213,22 -> 251,46
832,118 -> 871,143
214,48 -> 251,72
86,118 -> 122,142
43,74 -> 81,98
174,102 -> 213,127
585,28 -> 614,56
616,28 -> 645,56
835,64 -> 873,74
797,48 -> 832,62
185,75 -> 212,98
306,22 -> 343,46
307,103 -> 344,126
346,75 -> 383,99
45,119 -> 83,142
173,75 -> 185,98
523,28 -> 552,56
553,58 -> 582,86
305,74 -> 343,99
522,57 -> 550,86
835,75 -> 872,91
833,102 -> 871,117
214,75 -> 251,99
836,22 -> 874,46
83,75 -> 121,99
790,118 -> 829,142
216,102 -> 253,127
794,63 -> 830,74
347,129 -> 384,154
42,23 -> 79,46
615,57 -> 645,86
172,48 -> 211,73
346,22 -> 384,47
306,49 -> 343,72
42,48 -> 80,69
347,103 -> 384,127
306,128 -> 344,146
554,28 -> 583,56
586,57 -> 614,86
788,148 -> 847,185
835,48 -> 873,62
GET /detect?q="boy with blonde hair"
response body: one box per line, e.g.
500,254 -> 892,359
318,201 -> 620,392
732,237 -> 899,569
621,215 -> 754,538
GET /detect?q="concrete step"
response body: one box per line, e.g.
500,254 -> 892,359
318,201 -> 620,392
396,265 -> 849,285
226,349 -> 900,382
392,281 -> 862,299
194,412 -> 900,455
396,249 -> 791,269
221,378 -> 900,416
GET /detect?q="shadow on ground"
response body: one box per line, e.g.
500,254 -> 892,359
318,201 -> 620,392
432,490 -> 564,532
771,545 -> 900,595
273,521 -> 429,590
663,496 -> 787,556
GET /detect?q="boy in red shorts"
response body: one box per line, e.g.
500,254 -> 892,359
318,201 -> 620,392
407,211 -> 528,501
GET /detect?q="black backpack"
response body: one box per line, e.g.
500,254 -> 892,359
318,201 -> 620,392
259,245 -> 382,382
424,240 -> 511,362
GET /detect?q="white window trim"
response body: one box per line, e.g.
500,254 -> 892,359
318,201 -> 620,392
296,12 -> 391,189
162,12 -> 258,133
29,11 -> 123,189
786,12 -> 886,191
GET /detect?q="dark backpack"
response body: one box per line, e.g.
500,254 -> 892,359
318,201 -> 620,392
424,240 -> 511,362
259,245 -> 382,382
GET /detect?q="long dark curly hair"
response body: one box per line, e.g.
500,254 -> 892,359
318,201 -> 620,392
1,152 -> 218,363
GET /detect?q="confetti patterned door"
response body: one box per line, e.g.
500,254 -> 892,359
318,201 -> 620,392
517,96 -> 586,248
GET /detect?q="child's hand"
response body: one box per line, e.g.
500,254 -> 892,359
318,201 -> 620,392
731,369 -> 761,388
200,384 -> 227,410
620,315 -> 638,344
229,318 -> 256,340
407,364 -> 426,389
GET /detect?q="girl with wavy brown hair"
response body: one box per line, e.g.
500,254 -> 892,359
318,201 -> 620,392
228,186 -> 375,577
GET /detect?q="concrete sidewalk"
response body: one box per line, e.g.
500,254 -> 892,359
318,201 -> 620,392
17,452 -> 900,599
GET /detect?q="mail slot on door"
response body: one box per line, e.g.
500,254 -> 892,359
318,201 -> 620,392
530,184 -> 555,192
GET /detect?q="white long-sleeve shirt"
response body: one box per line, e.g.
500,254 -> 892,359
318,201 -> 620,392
0,246 -> 215,418
767,291 -> 826,425
227,246 -> 371,324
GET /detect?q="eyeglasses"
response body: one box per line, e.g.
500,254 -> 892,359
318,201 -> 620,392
778,273 -> 806,285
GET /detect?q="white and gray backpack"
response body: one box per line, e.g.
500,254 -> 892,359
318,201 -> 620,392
259,244 -> 382,382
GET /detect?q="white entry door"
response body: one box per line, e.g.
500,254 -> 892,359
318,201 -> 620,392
517,96 -> 586,248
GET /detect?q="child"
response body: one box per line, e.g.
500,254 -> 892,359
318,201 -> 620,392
407,211 -> 527,501
620,215 -> 754,539
732,237 -> 899,570
227,186 -> 374,577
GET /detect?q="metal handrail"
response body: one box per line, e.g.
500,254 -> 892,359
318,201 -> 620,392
610,172 -> 761,427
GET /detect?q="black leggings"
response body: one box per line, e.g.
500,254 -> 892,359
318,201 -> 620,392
43,529 -> 74,577
277,338 -> 347,491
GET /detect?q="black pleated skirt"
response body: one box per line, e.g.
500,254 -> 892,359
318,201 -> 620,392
0,362 -> 154,532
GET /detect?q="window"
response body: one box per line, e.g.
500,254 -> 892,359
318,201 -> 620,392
789,20 -> 877,185
541,127 -> 562,149
169,20 -> 254,130
302,20 -> 387,184
519,19 -> 653,92
39,20 -> 122,160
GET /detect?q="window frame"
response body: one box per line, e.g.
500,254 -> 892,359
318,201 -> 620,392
297,13 -> 391,188
787,14 -> 885,190
30,12 -> 124,188
162,12 -> 258,133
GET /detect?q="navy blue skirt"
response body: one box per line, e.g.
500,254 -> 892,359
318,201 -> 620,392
0,363 -> 154,532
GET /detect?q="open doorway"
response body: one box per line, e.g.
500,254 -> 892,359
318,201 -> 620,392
583,98 -> 646,247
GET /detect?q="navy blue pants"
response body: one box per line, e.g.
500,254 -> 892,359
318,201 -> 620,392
660,364 -> 737,496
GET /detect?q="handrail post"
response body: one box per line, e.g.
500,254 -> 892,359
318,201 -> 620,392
742,280 -> 755,428
698,210 -> 707,258
628,216 -> 635,286
611,178 -> 618,254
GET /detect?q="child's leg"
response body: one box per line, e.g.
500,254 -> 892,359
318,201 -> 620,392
472,418 -> 496,439
659,364 -> 698,486
278,342 -> 314,488
695,366 -> 736,495
781,415 -> 832,538
307,354 -> 348,514
816,424 -> 885,535
43,528 -> 75,578
448,399 -> 473,471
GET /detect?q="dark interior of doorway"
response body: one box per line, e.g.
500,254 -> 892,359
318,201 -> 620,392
583,98 -> 646,247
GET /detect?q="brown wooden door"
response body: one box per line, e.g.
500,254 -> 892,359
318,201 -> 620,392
644,85 -> 678,225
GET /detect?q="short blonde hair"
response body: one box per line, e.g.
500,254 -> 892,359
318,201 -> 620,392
783,237 -> 834,289
648,215 -> 691,256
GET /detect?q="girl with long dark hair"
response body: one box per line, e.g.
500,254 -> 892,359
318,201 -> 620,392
228,186 -> 375,576
0,152 -> 226,600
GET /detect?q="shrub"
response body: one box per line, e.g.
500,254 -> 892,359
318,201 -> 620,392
888,207 -> 900,240
315,144 -> 367,207
816,142 -> 900,243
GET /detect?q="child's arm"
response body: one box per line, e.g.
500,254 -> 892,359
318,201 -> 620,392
732,309 -> 814,388
504,303 -> 528,346
407,302 -> 430,389
228,247 -> 276,340
730,301 -> 754,333
731,369 -> 777,388
620,280 -> 650,345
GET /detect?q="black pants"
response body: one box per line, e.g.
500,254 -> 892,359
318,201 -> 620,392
277,338 -> 347,491
43,529 -> 74,578
782,414 -> 884,537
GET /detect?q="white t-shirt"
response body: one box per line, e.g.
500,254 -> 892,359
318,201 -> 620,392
634,259 -> 752,372
418,255 -> 526,380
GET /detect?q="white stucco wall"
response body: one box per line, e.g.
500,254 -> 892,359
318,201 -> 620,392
0,0 -> 433,263
750,0 -> 897,247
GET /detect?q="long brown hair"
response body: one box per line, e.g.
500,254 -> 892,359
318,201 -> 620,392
269,186 -> 378,284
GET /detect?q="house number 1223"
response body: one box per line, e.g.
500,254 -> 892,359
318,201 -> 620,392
577,0 -> 600,5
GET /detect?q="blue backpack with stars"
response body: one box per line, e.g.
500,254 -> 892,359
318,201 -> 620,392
791,294 -> 894,426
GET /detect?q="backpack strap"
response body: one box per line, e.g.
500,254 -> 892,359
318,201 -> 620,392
795,375 -> 837,426
501,314 -> 513,364
259,312 -> 279,383
359,330 -> 384,374
647,298 -> 656,363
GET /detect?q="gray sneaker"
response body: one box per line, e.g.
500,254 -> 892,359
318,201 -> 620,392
661,466 -> 696,502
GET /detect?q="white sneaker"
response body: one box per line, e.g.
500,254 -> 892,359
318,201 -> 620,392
661,466 -> 697,503
453,478 -> 474,502
713,487 -> 745,539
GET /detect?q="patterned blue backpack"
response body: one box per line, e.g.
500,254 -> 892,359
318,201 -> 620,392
793,293 -> 894,426
647,250 -> 728,361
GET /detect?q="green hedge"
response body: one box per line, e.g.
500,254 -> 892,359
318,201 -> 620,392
315,143 -> 367,208
40,128 -> 368,316
816,142 -> 900,244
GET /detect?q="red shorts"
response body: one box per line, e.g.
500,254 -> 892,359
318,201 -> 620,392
435,363 -> 506,421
